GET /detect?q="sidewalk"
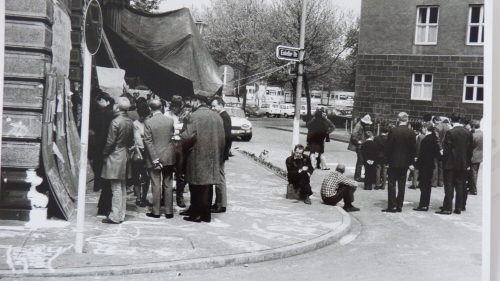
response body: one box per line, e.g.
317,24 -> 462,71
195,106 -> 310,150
0,154 -> 350,277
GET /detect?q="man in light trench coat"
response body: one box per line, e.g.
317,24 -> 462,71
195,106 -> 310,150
101,97 -> 135,224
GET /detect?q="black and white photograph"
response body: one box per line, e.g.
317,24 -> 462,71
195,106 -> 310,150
0,0 -> 498,280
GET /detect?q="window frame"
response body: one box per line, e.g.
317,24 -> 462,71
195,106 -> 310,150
414,6 -> 440,45
462,75 -> 484,104
466,5 -> 485,46
411,73 -> 434,101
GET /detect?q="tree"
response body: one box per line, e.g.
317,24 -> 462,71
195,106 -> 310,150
266,0 -> 358,118
129,0 -> 161,12
200,0 -> 358,112
200,0 -> 274,109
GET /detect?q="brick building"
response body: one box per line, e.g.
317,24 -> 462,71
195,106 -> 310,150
354,0 -> 484,123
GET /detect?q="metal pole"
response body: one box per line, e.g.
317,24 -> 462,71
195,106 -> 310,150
75,45 -> 92,254
237,70 -> 240,102
222,66 -> 227,99
292,0 -> 307,149
0,0 -> 5,171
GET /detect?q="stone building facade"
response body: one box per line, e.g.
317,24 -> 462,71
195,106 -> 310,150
2,0 -> 86,220
354,0 -> 484,122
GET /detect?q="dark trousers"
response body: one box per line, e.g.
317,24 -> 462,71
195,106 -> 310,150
131,160 -> 150,202
467,163 -> 480,194
443,169 -> 467,211
175,149 -> 186,200
290,171 -> 312,199
354,147 -> 364,180
376,163 -> 388,188
432,159 -> 444,187
417,168 -> 433,208
387,167 -> 408,209
97,180 -> 112,216
322,184 -> 356,207
92,157 -> 105,192
363,163 -> 376,187
190,185 -> 213,221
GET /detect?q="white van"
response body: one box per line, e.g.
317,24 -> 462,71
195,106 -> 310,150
279,104 -> 295,118
261,103 -> 281,117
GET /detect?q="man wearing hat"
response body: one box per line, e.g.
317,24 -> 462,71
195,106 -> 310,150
348,114 -> 372,182
180,94 -> 225,223
382,112 -> 416,213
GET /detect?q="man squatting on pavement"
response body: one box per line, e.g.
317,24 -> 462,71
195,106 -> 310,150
321,164 -> 360,212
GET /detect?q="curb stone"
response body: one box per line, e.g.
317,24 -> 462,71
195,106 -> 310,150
0,155 -> 352,278
0,208 -> 351,278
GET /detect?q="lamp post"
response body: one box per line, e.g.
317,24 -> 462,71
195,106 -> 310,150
292,0 -> 307,149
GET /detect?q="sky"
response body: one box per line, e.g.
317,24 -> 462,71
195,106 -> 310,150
158,0 -> 361,16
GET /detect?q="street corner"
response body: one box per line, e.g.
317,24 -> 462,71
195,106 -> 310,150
0,154 -> 353,278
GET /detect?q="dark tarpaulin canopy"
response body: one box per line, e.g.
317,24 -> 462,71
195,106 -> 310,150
104,7 -> 222,98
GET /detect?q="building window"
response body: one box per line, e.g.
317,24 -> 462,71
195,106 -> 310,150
415,6 -> 439,45
467,5 -> 484,45
411,74 -> 433,101
463,75 -> 484,103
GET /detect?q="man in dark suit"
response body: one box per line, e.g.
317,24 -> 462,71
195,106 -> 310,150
382,112 -> 416,213
361,131 -> 377,190
143,99 -> 176,219
414,123 -> 441,211
468,120 -> 482,195
210,97 -> 232,213
436,116 -> 473,215
180,94 -> 225,223
374,126 -> 390,190
286,144 -> 314,204
101,97 -> 135,224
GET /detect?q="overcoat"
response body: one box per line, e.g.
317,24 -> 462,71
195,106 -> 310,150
385,125 -> 417,169
180,106 -> 225,185
101,111 -> 134,180
220,110 -> 232,161
306,117 -> 328,153
471,130 -> 483,164
347,121 -> 366,152
442,126 -> 473,170
143,111 -> 176,169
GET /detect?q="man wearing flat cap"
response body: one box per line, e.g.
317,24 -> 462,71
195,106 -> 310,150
348,114 -> 372,182
101,97 -> 135,224
382,112 -> 416,213
180,94 -> 225,223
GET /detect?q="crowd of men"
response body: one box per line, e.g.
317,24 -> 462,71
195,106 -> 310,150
286,110 -> 483,215
89,91 -> 232,224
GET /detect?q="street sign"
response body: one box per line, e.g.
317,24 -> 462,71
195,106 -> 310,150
83,0 -> 103,55
276,45 -> 301,62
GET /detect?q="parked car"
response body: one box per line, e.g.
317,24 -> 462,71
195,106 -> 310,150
225,102 -> 242,108
225,107 -> 252,141
278,104 -> 295,118
244,104 -> 265,117
261,103 -> 281,118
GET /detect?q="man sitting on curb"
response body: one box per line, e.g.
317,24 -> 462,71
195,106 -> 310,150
321,164 -> 360,212
286,144 -> 314,204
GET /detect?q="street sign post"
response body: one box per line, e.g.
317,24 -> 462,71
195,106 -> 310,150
276,45 -> 301,62
75,0 -> 102,254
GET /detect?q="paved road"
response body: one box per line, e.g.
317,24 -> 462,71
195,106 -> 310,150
20,118 -> 482,281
